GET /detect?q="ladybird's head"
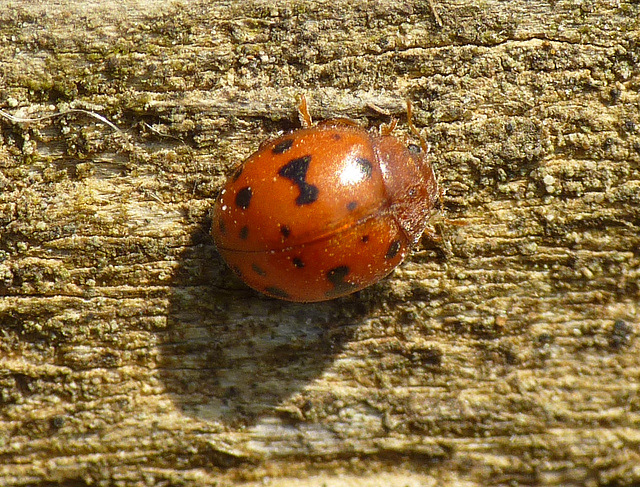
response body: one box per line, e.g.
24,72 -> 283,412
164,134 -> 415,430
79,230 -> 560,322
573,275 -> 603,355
375,133 -> 436,192
374,131 -> 439,243
373,100 -> 435,192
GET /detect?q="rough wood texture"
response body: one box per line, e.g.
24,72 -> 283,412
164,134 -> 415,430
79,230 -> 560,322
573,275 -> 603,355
1,1 -> 639,486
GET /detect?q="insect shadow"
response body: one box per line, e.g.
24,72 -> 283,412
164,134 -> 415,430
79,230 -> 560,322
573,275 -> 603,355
158,220 -> 372,427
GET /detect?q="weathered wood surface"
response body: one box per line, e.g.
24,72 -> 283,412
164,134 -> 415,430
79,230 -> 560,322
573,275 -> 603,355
0,1 -> 639,486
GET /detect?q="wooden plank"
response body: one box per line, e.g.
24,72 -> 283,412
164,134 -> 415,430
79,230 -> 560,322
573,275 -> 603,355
0,1 -> 639,485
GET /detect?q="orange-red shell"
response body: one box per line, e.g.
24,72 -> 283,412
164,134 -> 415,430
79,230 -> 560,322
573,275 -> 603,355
212,115 -> 438,302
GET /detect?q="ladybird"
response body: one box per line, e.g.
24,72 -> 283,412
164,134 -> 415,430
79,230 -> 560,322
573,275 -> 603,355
211,96 -> 439,302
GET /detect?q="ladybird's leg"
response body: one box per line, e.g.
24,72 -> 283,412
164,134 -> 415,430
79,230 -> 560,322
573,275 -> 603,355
380,117 -> 398,136
406,100 -> 430,153
434,186 -> 467,227
421,225 -> 443,244
420,217 -> 457,259
297,94 -> 313,128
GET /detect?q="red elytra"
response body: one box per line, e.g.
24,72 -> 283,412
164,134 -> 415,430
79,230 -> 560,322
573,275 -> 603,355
211,96 -> 439,302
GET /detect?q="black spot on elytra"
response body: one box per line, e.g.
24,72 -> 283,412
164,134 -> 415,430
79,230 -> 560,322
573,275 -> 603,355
218,219 -> 226,235
231,166 -> 244,182
326,265 -> 357,297
361,235 -> 370,243
272,138 -> 294,154
292,257 -> 305,268
385,239 -> 401,260
251,263 -> 266,276
355,157 -> 373,179
347,201 -> 357,211
278,156 -> 319,206
239,226 -> 249,240
235,187 -> 252,209
265,286 -> 290,299
280,225 -> 291,238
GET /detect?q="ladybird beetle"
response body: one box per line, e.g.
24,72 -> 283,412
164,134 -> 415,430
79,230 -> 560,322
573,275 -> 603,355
211,96 -> 439,302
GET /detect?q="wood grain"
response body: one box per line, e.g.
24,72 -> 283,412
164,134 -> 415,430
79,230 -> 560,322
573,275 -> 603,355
0,1 -> 639,485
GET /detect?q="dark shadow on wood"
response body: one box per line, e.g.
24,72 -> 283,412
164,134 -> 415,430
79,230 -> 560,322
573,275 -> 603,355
159,221 -> 373,427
